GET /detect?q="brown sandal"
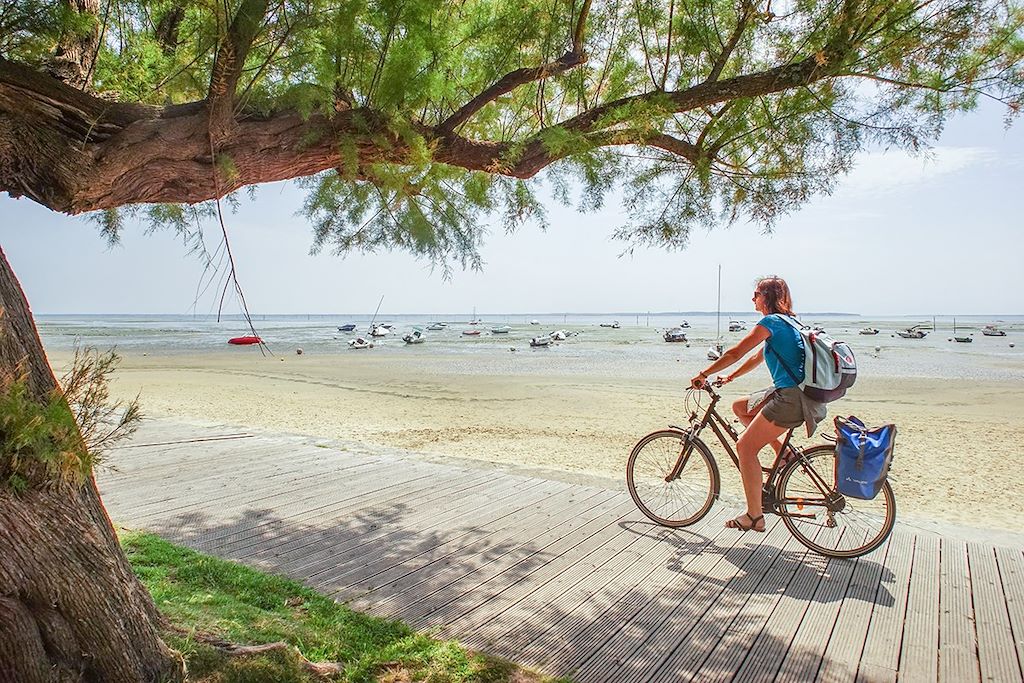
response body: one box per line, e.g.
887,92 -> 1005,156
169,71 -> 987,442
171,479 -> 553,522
726,513 -> 765,533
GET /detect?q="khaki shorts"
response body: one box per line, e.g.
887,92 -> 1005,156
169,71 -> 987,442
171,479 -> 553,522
748,386 -> 826,434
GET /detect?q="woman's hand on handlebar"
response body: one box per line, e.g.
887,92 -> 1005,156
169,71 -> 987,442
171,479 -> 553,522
690,373 -> 730,390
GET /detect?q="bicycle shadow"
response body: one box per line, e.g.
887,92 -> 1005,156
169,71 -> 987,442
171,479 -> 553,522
618,517 -> 897,607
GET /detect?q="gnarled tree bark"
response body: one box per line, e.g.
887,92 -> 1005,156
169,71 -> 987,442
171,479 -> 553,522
0,246 -> 185,683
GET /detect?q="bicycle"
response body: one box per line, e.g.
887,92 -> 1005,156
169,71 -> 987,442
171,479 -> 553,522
625,381 -> 896,558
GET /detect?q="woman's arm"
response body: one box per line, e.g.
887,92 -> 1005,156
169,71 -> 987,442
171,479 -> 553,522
722,348 -> 764,383
691,325 -> 770,387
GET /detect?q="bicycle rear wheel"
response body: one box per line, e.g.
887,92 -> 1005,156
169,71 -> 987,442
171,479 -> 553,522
776,444 -> 896,558
626,430 -> 719,527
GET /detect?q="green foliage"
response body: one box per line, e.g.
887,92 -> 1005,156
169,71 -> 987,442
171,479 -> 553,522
0,375 -> 89,487
0,345 -> 140,490
7,0 -> 1021,263
122,531 -> 568,683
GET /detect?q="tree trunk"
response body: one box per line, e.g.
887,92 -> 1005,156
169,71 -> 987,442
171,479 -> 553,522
0,246 -> 184,683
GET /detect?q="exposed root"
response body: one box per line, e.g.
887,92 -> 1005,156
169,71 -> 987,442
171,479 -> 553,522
174,629 -> 343,678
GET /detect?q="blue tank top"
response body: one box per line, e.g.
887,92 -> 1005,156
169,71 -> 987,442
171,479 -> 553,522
758,314 -> 805,389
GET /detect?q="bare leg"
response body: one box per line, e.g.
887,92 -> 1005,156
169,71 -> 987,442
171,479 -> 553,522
730,412 -> 788,530
732,396 -> 784,457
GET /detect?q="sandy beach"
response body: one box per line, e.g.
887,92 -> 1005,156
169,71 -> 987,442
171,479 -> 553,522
46,345 -> 1024,535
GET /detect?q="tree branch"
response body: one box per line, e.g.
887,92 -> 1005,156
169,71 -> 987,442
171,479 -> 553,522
706,0 -> 754,83
437,52 -> 588,134
207,0 -> 271,141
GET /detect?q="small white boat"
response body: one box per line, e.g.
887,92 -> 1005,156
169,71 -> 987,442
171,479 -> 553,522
530,335 -> 551,347
427,322 -> 446,331
663,328 -> 688,343
679,320 -> 690,328
348,337 -> 373,349
530,319 -> 541,325
982,324 -> 1007,337
728,320 -> 746,332
402,329 -> 426,344
858,327 -> 879,335
369,323 -> 389,337
550,330 -> 568,341
896,326 -> 927,339
599,321 -> 621,329
707,343 -> 724,361
491,326 -> 512,334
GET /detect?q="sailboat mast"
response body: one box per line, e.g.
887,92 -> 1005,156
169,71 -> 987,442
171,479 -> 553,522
716,264 -> 722,341
370,294 -> 384,326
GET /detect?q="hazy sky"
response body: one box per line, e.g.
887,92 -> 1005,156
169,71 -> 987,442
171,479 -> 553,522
2,104 -> 1021,317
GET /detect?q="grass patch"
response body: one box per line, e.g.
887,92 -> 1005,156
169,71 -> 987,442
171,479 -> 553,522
122,531 -> 569,683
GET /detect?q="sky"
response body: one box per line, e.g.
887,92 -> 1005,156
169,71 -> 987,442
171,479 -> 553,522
1,104 -> 1022,317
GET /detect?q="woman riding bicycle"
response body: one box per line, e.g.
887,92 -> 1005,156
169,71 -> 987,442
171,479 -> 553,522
690,276 -> 826,533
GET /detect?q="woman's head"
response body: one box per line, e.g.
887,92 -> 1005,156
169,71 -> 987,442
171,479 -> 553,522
754,276 -> 794,316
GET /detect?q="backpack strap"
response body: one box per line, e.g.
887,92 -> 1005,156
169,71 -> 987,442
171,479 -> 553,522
761,315 -> 803,386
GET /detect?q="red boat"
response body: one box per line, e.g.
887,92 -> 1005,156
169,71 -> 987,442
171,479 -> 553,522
228,336 -> 262,345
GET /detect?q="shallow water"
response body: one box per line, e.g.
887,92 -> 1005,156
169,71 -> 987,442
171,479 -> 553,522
36,312 -> 1023,382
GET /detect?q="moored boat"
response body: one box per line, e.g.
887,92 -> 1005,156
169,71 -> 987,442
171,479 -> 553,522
228,336 -> 261,345
491,325 -> 512,334
529,335 -> 551,347
982,324 -> 1007,337
858,327 -> 879,335
895,326 -> 927,339
462,329 -> 481,336
728,320 -> 746,332
403,329 -> 426,344
348,337 -> 373,349
599,321 -> 621,329
663,328 -> 688,343
337,323 -> 356,332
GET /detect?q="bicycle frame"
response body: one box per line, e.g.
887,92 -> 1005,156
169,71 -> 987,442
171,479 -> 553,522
673,386 -> 792,482
673,385 -> 836,517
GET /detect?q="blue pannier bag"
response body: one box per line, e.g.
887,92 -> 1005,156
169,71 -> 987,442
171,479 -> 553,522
834,416 -> 896,500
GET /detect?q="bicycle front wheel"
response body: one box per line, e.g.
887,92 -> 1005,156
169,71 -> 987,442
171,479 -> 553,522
626,430 -> 720,527
776,444 -> 896,558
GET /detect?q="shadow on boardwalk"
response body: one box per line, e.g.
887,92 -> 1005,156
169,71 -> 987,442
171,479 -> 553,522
144,502 -> 898,682
102,422 -> 1023,683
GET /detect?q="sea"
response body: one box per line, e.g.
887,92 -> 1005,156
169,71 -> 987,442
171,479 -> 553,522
34,313 -> 1024,382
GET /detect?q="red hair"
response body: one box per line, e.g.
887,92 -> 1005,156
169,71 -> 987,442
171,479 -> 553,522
756,276 -> 795,316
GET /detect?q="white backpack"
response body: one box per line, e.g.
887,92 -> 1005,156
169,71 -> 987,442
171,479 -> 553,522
769,315 -> 857,403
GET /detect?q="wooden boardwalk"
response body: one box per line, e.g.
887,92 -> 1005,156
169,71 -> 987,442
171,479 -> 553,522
99,419 -> 1024,683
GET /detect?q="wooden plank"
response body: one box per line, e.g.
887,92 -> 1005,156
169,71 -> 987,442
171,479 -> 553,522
387,497 -> 636,629
968,542 -> 1023,683
511,511 -> 734,673
260,474 -> 548,575
731,540 -> 831,682
898,533 -> 940,683
773,549 -> 857,683
207,468 -> 497,564
558,515 -> 758,680
813,533 -> 895,683
308,480 -> 577,596
338,485 -> 614,608
226,470 -> 505,561
435,496 -> 644,637
666,531 -> 807,683
855,529 -> 915,683
995,546 -> 1024,680
473,504 -> 682,656
938,537 -> 980,683
574,519 -> 791,683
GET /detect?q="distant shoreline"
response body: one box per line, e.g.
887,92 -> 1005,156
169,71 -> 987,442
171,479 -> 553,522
32,311 -> 1024,318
